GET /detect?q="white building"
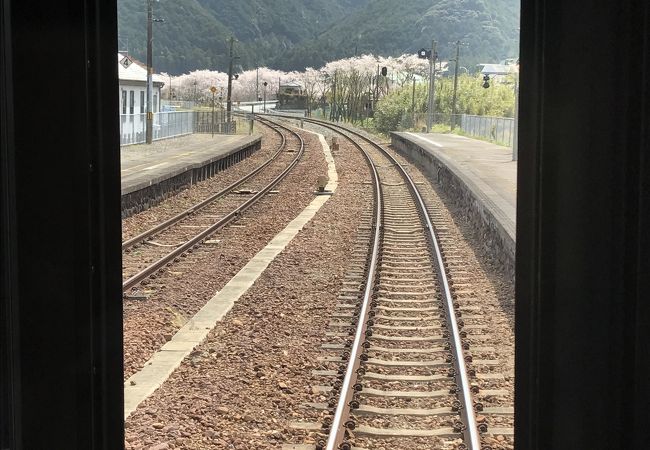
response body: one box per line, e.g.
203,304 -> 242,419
118,53 -> 165,144
118,52 -> 164,115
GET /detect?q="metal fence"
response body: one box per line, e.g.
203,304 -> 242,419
459,114 -> 515,147
119,110 -> 246,145
397,112 -> 515,147
161,99 -> 196,110
194,111 -> 237,134
120,111 -> 195,145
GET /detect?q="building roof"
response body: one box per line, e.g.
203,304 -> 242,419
118,53 -> 165,85
480,64 -> 517,75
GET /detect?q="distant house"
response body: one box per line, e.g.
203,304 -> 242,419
118,52 -> 165,115
479,63 -> 515,76
478,63 -> 518,83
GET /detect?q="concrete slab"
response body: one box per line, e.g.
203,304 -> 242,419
403,132 -> 515,227
124,129 -> 337,419
120,133 -> 263,217
391,132 -> 517,276
357,425 -> 458,438
121,133 -> 261,195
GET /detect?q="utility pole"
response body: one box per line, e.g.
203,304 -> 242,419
451,40 -> 460,130
331,70 -> 337,121
411,77 -> 416,127
226,37 -> 236,132
256,67 -> 259,101
210,86 -> 216,137
145,0 -> 154,144
263,81 -> 268,112
426,40 -> 437,133
375,65 -> 380,104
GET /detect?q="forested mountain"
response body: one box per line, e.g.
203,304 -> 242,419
276,0 -> 520,71
118,0 -> 519,74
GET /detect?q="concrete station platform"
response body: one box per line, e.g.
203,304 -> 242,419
121,133 -> 261,217
391,132 -> 516,276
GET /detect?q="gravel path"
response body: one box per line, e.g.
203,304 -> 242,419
124,130 -> 373,449
123,129 -> 324,379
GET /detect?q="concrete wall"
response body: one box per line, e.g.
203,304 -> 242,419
391,133 -> 515,279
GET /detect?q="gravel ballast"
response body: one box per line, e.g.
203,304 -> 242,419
124,130 -> 373,449
123,128 -> 325,379
122,122 -> 514,450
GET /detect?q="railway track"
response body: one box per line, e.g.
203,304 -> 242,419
280,118 -> 498,450
122,117 -> 304,292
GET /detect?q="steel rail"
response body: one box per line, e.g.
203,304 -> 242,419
122,116 -> 285,251
380,138 -> 482,450
323,130 -> 382,450
303,118 -> 481,450
122,117 -> 304,292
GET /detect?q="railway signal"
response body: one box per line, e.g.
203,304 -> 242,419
427,41 -> 437,132
483,74 -> 491,89
416,42 -> 439,132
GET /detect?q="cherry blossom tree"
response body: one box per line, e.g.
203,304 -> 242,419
162,53 -> 440,122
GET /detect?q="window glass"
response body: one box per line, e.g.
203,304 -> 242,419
121,90 -> 126,115
129,90 -> 134,114
140,91 -> 145,114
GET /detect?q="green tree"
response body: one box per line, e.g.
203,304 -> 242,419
373,74 -> 516,133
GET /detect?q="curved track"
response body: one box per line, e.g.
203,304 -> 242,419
283,117 -> 483,450
122,117 -> 286,251
122,117 -> 304,292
